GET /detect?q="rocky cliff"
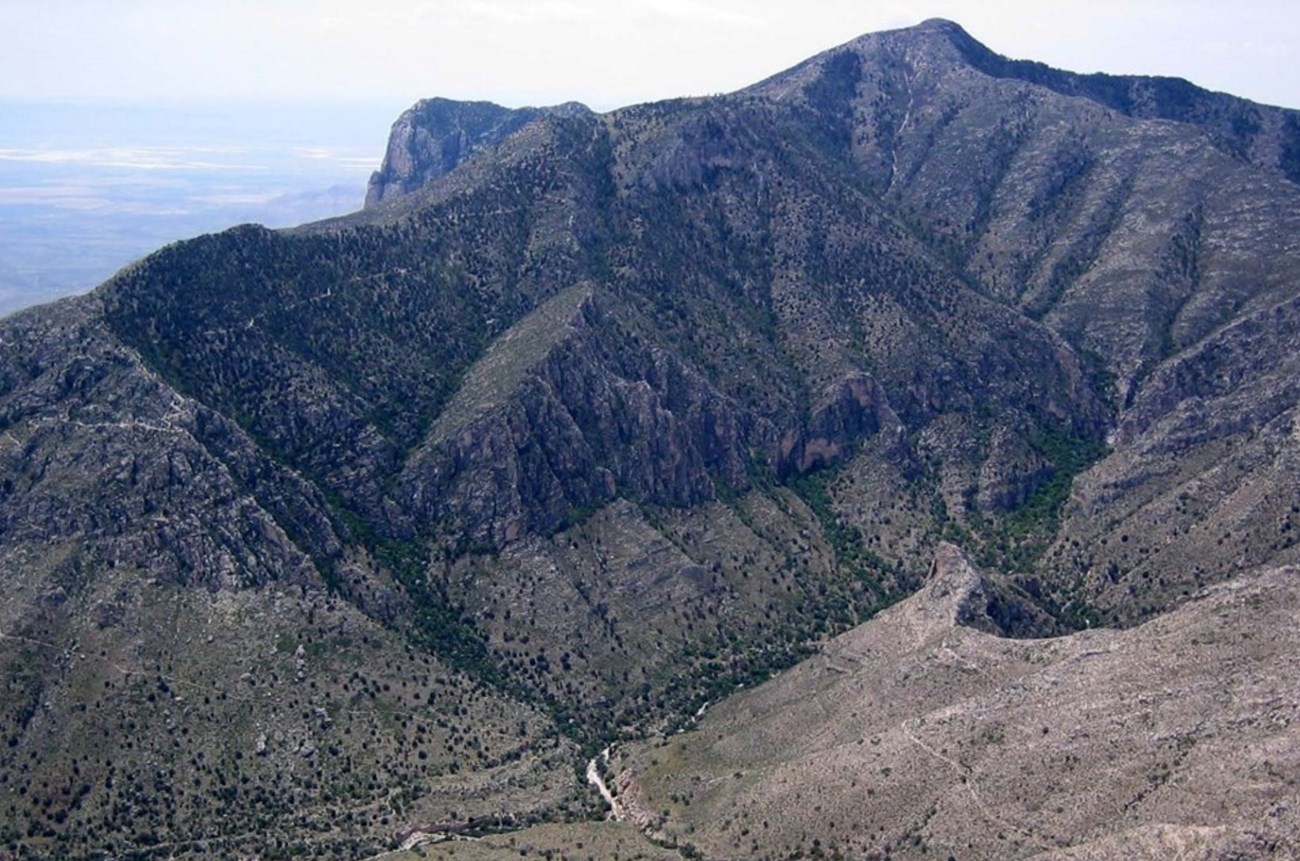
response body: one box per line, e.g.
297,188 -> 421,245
3,17 -> 1300,860
364,97 -> 591,208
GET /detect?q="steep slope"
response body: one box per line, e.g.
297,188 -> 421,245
617,545 -> 1300,860
0,298 -> 580,859
2,17 -> 1300,860
94,70 -> 1108,730
941,20 -> 1300,184
745,18 -> 1300,389
740,18 -> 1300,618
365,98 -> 592,207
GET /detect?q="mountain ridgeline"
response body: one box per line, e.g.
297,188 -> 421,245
2,18 -> 1299,860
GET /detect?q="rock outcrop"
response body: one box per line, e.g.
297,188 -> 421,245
395,286 -> 755,549
3,17 -> 1300,860
364,97 -> 591,207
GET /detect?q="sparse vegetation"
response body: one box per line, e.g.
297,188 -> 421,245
2,15 -> 1299,861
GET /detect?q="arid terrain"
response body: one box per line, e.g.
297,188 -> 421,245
617,545 -> 1299,860
2,18 -> 1299,860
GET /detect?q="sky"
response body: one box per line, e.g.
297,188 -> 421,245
3,0 -> 1300,119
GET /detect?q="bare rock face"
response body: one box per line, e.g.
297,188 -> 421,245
395,286 -> 754,550
364,97 -> 591,208
782,372 -> 895,474
5,16 -> 1300,861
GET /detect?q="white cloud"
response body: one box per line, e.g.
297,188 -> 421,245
635,0 -> 766,27
191,192 -> 279,206
438,0 -> 764,27
451,0 -> 602,24
289,147 -> 380,168
0,185 -> 112,209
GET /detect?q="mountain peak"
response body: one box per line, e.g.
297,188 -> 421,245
741,15 -> 1300,186
364,98 -> 592,208
865,17 -> 980,55
8,16 -> 1300,859
912,17 -> 968,34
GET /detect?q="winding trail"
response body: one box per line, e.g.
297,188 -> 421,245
901,719 -> 1054,852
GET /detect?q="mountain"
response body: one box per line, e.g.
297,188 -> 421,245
2,18 -> 1300,860
364,98 -> 592,208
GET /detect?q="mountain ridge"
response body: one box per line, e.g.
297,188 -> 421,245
745,16 -> 1300,184
2,18 -> 1299,859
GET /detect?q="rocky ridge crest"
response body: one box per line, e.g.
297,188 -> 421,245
2,18 -> 1300,859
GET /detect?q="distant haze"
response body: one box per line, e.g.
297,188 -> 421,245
0,103 -> 394,316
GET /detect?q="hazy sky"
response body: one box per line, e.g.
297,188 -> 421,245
4,0 -> 1300,115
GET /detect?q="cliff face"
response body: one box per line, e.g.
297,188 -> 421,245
364,97 -> 591,208
3,17 -> 1300,859
394,286 -> 754,549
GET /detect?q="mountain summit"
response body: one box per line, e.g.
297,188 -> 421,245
2,19 -> 1299,859
364,98 -> 592,207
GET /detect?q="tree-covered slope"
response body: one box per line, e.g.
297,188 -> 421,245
2,17 -> 1300,860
